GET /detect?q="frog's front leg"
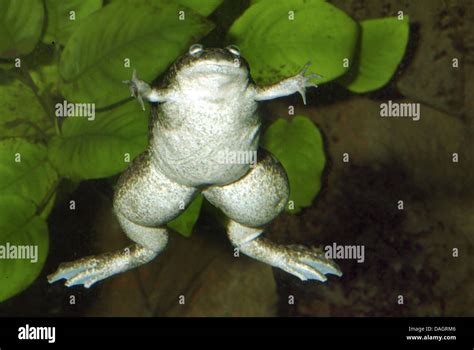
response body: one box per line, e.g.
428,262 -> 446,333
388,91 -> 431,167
123,69 -> 169,110
253,62 -> 321,105
48,151 -> 198,288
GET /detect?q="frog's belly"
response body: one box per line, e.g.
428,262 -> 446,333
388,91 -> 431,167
151,125 -> 260,187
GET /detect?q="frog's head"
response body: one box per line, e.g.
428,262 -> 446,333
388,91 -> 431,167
162,44 -> 251,89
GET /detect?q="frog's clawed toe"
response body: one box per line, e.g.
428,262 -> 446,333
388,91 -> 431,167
123,69 -> 146,111
296,62 -> 322,105
280,244 -> 342,282
123,69 -> 138,95
47,256 -> 110,288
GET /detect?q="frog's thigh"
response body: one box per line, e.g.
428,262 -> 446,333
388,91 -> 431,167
203,150 -> 289,227
113,151 -> 198,227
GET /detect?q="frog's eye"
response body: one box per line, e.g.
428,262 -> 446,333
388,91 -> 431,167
189,43 -> 204,57
226,45 -> 240,57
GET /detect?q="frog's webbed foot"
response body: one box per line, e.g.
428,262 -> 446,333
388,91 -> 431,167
48,255 -> 106,288
280,244 -> 342,282
48,245 -> 157,288
226,221 -> 342,283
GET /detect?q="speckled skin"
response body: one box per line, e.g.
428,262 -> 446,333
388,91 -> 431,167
48,45 -> 341,288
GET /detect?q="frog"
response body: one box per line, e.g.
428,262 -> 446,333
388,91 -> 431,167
48,44 -> 342,288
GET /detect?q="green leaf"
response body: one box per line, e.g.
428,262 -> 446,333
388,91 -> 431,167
59,0 -> 214,108
48,102 -> 148,180
227,0 -> 358,85
30,62 -> 61,97
43,0 -> 103,46
0,0 -> 44,58
0,78 -> 53,139
167,194 -> 203,237
177,0 -> 223,16
0,195 -> 49,302
104,0 -> 223,16
261,116 -> 325,213
0,139 -> 59,213
250,0 -> 326,5
0,61 -> 15,70
338,16 -> 410,93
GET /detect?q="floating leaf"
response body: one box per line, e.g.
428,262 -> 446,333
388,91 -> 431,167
261,116 -> 325,213
338,16 -> 410,93
30,62 -> 62,97
177,0 -> 223,16
0,195 -> 49,302
168,194 -> 204,237
0,78 -> 53,139
250,0 -> 326,5
227,0 -> 358,85
48,102 -> 148,180
0,0 -> 44,58
59,0 -> 214,108
104,0 -> 222,15
43,0 -> 103,46
0,139 -> 58,214
0,61 -> 15,70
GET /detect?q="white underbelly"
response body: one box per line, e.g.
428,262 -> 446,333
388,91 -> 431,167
151,123 -> 260,187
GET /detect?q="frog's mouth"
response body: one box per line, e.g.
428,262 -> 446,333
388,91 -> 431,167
185,61 -> 247,76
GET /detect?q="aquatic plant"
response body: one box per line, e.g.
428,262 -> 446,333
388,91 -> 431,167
0,0 -> 408,301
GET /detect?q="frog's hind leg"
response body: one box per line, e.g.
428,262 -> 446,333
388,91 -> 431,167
202,149 -> 342,282
48,151 -> 197,288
